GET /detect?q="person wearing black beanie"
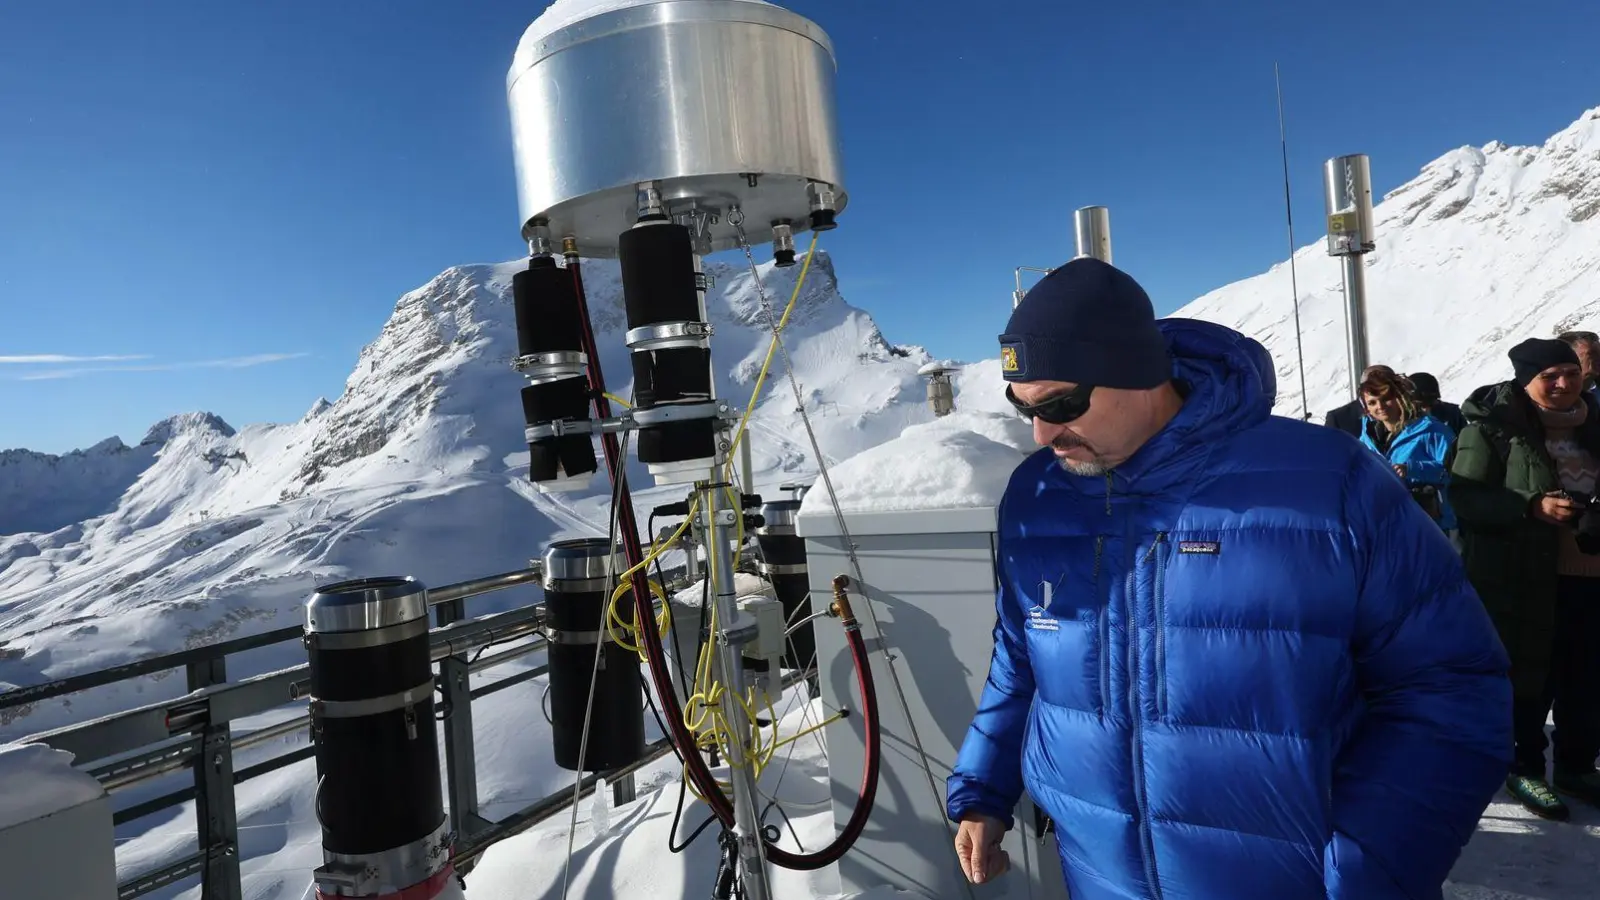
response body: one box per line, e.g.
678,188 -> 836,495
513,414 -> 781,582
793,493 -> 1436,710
997,258 -> 1180,475
1406,371 -> 1468,435
951,257 -> 1509,898
1451,335 -> 1600,820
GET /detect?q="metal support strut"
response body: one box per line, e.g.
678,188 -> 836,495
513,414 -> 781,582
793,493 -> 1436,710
702,479 -> 772,900
188,658 -> 242,900
436,596 -> 487,839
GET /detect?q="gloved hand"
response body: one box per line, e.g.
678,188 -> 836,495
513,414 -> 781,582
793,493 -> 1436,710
1575,507 -> 1600,555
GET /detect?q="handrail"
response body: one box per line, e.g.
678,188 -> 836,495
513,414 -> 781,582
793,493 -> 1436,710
3,563 -> 687,900
0,624 -> 304,712
0,567 -> 546,714
427,565 -> 543,607
22,604 -> 550,763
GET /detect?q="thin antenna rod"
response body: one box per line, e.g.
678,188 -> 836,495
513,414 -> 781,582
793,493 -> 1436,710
1275,62 -> 1311,421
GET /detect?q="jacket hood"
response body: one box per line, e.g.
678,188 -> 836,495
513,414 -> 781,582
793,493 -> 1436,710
1461,381 -> 1521,425
1034,317 -> 1276,495
1159,317 -> 1277,438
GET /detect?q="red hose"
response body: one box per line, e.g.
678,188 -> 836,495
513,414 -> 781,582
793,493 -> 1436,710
766,585 -> 881,870
565,253 -> 727,812
565,253 -> 880,869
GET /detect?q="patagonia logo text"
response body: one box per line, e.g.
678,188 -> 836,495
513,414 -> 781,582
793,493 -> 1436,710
1178,540 -> 1221,555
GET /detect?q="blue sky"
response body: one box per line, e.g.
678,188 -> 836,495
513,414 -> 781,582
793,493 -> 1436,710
2,0 -> 1597,454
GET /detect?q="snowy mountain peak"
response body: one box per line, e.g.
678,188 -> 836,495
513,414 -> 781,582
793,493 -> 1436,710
1379,105 -> 1600,231
0,414 -> 236,537
302,397 -> 333,421
140,412 -> 236,446
83,436 -> 130,455
1177,105 -> 1600,421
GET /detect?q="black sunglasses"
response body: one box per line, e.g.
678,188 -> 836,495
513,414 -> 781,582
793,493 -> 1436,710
1006,384 -> 1094,425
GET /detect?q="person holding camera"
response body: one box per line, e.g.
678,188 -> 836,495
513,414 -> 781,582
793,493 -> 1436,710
1452,336 -> 1600,819
1356,369 -> 1457,535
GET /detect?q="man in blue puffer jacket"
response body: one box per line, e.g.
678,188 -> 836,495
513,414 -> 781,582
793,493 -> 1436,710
947,258 -> 1512,899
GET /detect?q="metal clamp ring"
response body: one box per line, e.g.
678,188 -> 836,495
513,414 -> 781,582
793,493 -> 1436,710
544,627 -> 617,646
625,321 -> 714,351
310,679 -> 435,720
526,418 -> 595,442
631,401 -> 721,427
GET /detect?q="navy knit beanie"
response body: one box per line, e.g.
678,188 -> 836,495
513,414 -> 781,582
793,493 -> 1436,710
1508,337 -> 1579,387
999,258 -> 1170,388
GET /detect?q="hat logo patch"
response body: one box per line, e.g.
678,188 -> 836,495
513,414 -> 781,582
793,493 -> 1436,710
1001,344 -> 1022,374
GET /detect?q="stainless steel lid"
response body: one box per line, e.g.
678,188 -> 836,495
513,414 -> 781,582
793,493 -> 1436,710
542,538 -> 627,589
305,576 -> 429,634
757,499 -> 802,534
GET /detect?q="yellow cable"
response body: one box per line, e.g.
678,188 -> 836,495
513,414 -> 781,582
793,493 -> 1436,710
603,392 -> 632,409
725,231 -> 821,479
762,709 -> 846,764
606,577 -> 670,656
602,498 -> 696,658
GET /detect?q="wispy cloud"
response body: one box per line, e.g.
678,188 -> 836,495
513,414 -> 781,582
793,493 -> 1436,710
0,354 -> 152,364
15,353 -> 310,381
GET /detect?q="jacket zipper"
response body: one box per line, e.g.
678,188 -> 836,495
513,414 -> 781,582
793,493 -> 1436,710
1100,472 -> 1113,718
1106,472 -> 1163,896
1093,535 -> 1108,716
1148,533 -> 1169,718
1125,523 -> 1163,899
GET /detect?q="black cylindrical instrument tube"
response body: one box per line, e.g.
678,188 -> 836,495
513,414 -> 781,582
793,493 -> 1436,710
513,255 -> 596,488
305,576 -> 453,898
543,539 -> 647,771
755,500 -> 815,671
617,221 -> 719,473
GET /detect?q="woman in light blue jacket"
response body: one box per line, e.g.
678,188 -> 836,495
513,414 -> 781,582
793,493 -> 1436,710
1358,370 -> 1458,532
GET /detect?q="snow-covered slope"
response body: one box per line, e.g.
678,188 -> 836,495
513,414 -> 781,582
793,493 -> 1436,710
0,414 -> 234,537
0,249 -> 975,738
1178,106 -> 1600,420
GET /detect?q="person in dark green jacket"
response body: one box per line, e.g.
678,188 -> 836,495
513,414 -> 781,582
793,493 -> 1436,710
1451,337 -> 1600,821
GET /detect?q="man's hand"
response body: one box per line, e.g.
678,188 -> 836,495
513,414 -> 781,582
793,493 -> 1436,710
1534,491 -> 1583,526
955,813 -> 1010,884
1392,463 -> 1407,479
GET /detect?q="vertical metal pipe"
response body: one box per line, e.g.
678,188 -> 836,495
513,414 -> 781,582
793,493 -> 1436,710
1073,206 -> 1112,263
1323,154 -> 1377,400
1341,256 -> 1371,400
740,431 -> 755,495
702,484 -> 772,900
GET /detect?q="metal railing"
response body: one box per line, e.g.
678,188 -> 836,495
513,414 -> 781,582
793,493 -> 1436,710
2,566 -> 676,900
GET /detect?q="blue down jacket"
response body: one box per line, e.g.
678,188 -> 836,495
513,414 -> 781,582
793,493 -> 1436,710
947,319 -> 1511,900
1358,414 -> 1459,531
